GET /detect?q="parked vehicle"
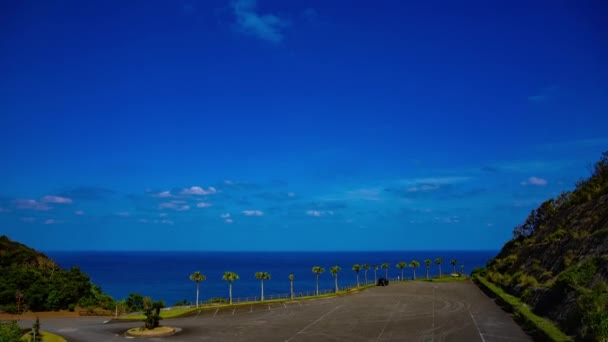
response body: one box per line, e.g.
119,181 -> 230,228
377,278 -> 389,286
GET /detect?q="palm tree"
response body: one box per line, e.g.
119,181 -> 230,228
435,258 -> 443,278
255,272 -> 271,301
373,265 -> 379,283
396,261 -> 407,281
451,259 -> 458,273
352,264 -> 361,287
424,259 -> 432,280
312,266 -> 325,296
222,271 -> 239,304
189,271 -> 206,308
381,263 -> 390,279
330,266 -> 341,293
460,264 -> 465,275
409,260 -> 420,280
289,274 -> 295,299
362,264 -> 370,285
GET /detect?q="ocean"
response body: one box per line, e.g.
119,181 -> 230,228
46,251 -> 496,306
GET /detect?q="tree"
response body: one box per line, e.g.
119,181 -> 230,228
362,264 -> 370,285
373,265 -> 379,283
424,259 -> 432,280
30,317 -> 41,342
289,274 -> 295,300
396,261 -> 407,281
381,263 -> 390,279
330,266 -> 341,293
409,260 -> 420,280
255,272 -> 271,301
460,264 -> 465,275
451,259 -> 458,273
222,271 -> 239,304
352,264 -> 361,287
189,271 -> 206,308
143,300 -> 164,330
0,320 -> 22,341
312,266 -> 325,296
435,258 -> 443,278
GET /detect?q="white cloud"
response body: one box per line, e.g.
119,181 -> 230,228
41,195 -> 73,204
139,219 -> 149,223
406,184 -> 440,193
233,0 -> 289,43
43,219 -> 59,225
116,212 -> 130,217
225,218 -> 234,223
181,186 -> 217,195
21,217 -> 36,223
152,191 -> 172,198
74,210 -> 85,215
161,219 -> 174,225
287,192 -> 295,198
159,200 -> 187,210
521,176 -> 548,186
196,202 -> 212,208
242,210 -> 264,216
13,199 -> 51,211
220,213 -> 231,218
306,210 -> 334,217
159,213 -> 168,217
176,205 -> 191,212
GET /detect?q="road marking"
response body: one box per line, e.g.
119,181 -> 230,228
377,300 -> 401,341
469,312 -> 486,342
285,305 -> 341,342
232,308 -> 235,315
213,308 -> 219,317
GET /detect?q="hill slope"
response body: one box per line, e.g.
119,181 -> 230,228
485,152 -> 608,341
0,235 -> 114,313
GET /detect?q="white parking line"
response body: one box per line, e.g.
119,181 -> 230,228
377,300 -> 401,341
285,305 -> 342,342
469,312 -> 486,342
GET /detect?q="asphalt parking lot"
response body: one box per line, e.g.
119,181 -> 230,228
18,280 -> 533,341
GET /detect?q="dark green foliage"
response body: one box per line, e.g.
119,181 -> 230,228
0,235 -> 114,312
485,151 -> 608,340
0,320 -> 22,342
578,282 -> 608,341
143,301 -> 164,330
173,299 -> 189,306
125,293 -> 145,312
29,317 -> 41,342
471,267 -> 487,277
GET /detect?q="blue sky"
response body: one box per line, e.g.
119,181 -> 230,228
1,0 -> 607,251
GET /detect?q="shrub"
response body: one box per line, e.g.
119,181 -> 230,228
578,281 -> 608,341
0,320 -> 22,341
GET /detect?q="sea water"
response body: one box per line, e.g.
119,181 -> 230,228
46,250 -> 495,306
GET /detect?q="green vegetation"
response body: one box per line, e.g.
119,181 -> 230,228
143,300 -> 164,330
474,275 -> 572,342
189,271 -> 206,308
381,263 -> 390,279
352,264 -> 361,287
0,320 -> 22,342
435,258 -> 443,278
396,261 -> 407,281
312,266 -> 325,296
222,272 -> 239,305
330,266 -> 341,293
0,235 -> 114,313
254,272 -> 271,301
288,274 -> 295,299
424,259 -> 432,280
450,259 -> 458,273
21,330 -> 67,342
409,260 -> 420,280
482,151 -> 608,340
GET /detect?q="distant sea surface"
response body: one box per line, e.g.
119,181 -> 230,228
46,251 -> 496,306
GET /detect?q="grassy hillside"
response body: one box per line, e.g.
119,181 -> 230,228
483,152 -> 608,341
0,235 -> 114,313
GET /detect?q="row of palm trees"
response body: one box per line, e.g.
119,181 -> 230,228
188,259 -> 462,307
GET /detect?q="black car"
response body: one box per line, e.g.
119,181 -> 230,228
377,278 -> 389,286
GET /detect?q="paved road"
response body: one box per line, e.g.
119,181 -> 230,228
18,281 -> 532,341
